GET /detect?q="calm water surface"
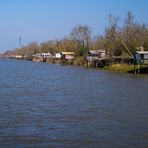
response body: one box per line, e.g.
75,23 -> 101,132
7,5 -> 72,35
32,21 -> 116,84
0,59 -> 148,148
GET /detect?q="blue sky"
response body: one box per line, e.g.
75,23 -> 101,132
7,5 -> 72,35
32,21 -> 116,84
0,0 -> 148,51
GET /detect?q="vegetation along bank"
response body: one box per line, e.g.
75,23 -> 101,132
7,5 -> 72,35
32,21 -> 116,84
2,11 -> 148,74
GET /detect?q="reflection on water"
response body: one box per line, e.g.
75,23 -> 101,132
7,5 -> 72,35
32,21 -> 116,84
0,59 -> 148,147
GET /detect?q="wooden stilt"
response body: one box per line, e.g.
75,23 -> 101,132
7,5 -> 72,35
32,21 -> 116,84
134,64 -> 136,75
138,64 -> 140,74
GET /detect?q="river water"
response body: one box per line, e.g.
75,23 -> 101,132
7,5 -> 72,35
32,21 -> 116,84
0,59 -> 148,148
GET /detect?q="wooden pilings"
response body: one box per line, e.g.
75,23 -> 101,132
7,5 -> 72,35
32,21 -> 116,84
134,64 -> 141,74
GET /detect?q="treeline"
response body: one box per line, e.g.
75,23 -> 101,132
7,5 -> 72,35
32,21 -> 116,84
4,11 -> 148,60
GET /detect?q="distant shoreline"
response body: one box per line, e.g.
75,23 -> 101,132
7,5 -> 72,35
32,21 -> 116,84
1,57 -> 148,74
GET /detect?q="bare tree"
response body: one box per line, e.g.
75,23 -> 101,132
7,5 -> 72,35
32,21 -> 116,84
91,36 -> 105,50
104,14 -> 121,57
70,25 -> 91,56
122,11 -> 148,53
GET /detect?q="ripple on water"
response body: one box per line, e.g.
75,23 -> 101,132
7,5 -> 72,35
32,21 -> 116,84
0,59 -> 148,148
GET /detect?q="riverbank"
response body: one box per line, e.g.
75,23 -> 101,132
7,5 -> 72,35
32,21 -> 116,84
101,64 -> 134,73
2,57 -> 148,74
100,64 -> 148,74
57,58 -> 148,74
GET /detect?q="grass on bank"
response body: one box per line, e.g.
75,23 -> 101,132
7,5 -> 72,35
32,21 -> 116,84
102,64 -> 134,72
102,64 -> 148,74
59,56 -> 148,74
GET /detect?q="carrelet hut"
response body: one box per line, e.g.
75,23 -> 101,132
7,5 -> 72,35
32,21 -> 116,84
61,52 -> 75,60
87,50 -> 107,61
134,51 -> 148,65
55,53 -> 62,59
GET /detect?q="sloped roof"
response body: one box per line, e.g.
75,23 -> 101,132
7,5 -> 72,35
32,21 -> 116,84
61,52 -> 75,55
89,50 -> 106,54
136,51 -> 148,54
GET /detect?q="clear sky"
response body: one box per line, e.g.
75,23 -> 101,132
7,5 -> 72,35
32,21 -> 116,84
0,0 -> 148,51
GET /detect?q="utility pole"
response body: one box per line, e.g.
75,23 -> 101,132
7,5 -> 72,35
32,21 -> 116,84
19,36 -> 22,48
